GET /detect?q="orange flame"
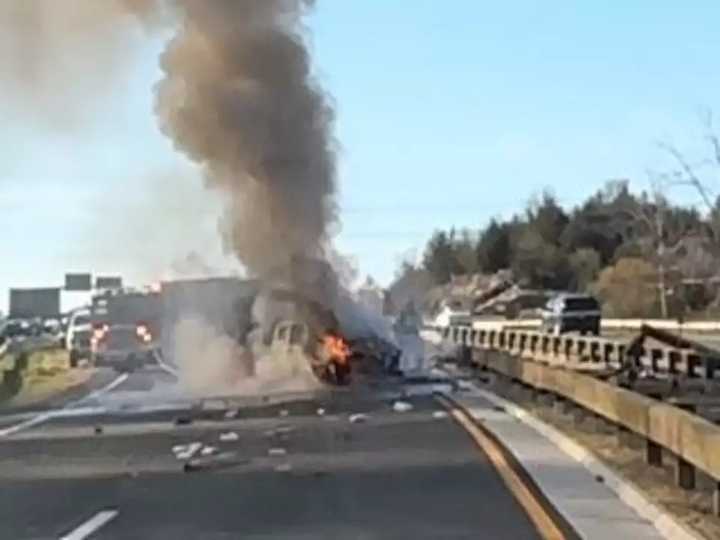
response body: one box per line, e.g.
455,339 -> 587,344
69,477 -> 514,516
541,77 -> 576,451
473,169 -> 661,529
322,333 -> 350,365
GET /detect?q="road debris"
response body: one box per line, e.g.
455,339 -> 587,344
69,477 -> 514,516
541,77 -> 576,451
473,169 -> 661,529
224,408 -> 239,419
183,451 -> 246,473
316,407 -> 326,416
349,413 -> 368,424
392,401 -> 413,413
219,431 -> 239,442
275,463 -> 292,472
174,442 -> 202,460
432,411 -> 448,419
201,446 -> 217,456
94,425 -> 103,435
268,447 -> 287,457
174,415 -> 193,426
279,409 -> 289,417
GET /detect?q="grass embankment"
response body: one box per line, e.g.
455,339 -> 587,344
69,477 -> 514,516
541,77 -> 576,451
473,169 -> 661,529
0,348 -> 94,409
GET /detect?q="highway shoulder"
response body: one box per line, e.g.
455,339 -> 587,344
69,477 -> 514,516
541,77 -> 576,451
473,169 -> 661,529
441,385 -> 668,540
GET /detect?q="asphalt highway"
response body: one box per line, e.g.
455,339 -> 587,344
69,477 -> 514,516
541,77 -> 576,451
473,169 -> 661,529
0,367 -> 568,539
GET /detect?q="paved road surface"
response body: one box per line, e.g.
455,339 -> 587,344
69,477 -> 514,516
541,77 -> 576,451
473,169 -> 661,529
0,367 -> 560,539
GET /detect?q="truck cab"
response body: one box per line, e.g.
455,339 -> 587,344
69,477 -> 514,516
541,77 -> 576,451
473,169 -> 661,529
266,320 -> 351,385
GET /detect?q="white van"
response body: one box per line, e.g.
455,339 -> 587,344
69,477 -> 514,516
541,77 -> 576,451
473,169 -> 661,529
65,308 -> 92,366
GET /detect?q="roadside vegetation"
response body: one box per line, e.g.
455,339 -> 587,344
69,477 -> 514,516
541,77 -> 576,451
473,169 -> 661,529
394,181 -> 720,318
392,123 -> 720,319
0,348 -> 89,408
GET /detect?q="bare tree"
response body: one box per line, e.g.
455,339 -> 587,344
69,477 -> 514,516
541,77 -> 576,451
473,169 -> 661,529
622,179 -> 672,317
651,111 -> 720,313
658,109 -> 720,244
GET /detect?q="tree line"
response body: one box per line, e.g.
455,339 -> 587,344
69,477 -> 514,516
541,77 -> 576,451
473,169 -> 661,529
396,179 -> 720,318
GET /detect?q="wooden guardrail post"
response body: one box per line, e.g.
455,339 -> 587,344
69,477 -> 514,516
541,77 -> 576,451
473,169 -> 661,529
668,350 -> 680,375
645,439 -> 663,467
650,348 -> 662,374
553,395 -> 572,415
674,401 -> 698,490
616,344 -> 626,368
685,352 -> 699,378
676,456 -> 696,490
602,342 -> 612,365
576,340 -> 586,361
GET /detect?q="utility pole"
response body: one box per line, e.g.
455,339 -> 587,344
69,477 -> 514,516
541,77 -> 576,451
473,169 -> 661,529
655,191 -> 669,319
657,240 -> 668,318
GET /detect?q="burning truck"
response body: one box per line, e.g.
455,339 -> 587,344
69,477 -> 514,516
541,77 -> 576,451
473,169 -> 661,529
86,256 -> 391,387
254,287 -> 354,386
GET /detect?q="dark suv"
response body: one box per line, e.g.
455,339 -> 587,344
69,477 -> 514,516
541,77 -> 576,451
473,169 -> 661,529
541,293 -> 601,336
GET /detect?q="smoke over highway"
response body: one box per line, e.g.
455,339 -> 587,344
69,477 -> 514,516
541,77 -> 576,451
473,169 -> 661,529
154,0 -> 338,286
0,0 -> 157,127
2,1 -> 390,391
3,0 -> 337,291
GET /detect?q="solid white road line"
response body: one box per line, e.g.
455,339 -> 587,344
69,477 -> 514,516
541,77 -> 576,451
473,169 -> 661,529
153,350 -> 179,378
59,509 -> 119,540
0,373 -> 129,437
66,372 -> 130,408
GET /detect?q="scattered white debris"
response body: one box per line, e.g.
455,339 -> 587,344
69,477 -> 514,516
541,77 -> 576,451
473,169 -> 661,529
268,447 -> 287,457
316,408 -> 326,416
219,431 -> 239,442
392,401 -> 413,413
349,413 -> 368,424
175,442 -> 202,460
224,409 -> 239,419
432,411 -> 448,419
202,399 -> 226,411
275,463 -> 292,472
276,426 -> 294,435
201,446 -> 217,456
172,444 -> 187,454
263,429 -> 277,438
279,409 -> 289,417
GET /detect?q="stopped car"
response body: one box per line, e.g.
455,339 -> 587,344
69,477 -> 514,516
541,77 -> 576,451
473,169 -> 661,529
65,308 -> 93,366
91,321 -> 158,372
0,319 -> 31,342
541,293 -> 601,336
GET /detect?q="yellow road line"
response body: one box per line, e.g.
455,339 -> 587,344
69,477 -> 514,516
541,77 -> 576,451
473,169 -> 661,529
436,395 -> 566,540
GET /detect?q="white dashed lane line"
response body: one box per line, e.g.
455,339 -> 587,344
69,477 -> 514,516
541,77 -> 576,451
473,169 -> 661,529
59,509 -> 119,540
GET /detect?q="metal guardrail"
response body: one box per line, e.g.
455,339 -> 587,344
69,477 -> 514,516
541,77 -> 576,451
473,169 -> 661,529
439,324 -> 720,515
438,325 -> 720,380
469,318 -> 720,332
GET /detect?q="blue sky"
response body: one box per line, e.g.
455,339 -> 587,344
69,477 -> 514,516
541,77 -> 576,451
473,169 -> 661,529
2,1 -> 720,312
